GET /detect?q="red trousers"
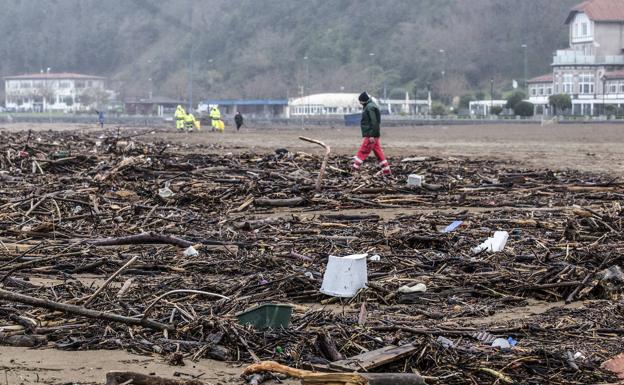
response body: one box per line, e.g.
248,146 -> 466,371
353,137 -> 391,174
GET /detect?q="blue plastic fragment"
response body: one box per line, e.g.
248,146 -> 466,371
508,336 -> 518,347
444,221 -> 464,233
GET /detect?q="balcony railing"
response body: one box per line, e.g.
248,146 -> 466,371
553,50 -> 624,65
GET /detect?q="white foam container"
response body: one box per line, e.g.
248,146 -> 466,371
407,174 -> 424,187
320,254 -> 368,298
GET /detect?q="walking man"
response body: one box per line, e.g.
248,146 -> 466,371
234,111 -> 244,131
352,92 -> 391,175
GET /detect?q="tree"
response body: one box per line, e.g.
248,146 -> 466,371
506,90 -> 527,109
459,94 -> 473,109
548,94 -> 571,115
491,106 -> 503,115
431,102 -> 447,116
514,101 -> 534,117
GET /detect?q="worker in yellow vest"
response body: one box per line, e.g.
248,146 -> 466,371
209,105 -> 224,132
174,105 -> 186,131
184,112 -> 197,132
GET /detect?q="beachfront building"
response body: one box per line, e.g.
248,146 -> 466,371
288,93 -> 429,117
4,72 -> 108,112
529,0 -> 624,115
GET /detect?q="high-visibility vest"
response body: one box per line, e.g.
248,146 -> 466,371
210,108 -> 221,120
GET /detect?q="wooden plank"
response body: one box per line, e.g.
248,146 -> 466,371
329,344 -> 418,372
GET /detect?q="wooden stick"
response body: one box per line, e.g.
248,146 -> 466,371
299,136 -> 331,192
0,289 -> 172,331
255,197 -> 305,207
106,371 -> 205,385
88,232 -> 193,248
83,256 -> 139,306
142,289 -> 229,319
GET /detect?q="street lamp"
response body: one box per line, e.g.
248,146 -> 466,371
369,52 -> 375,93
304,56 -> 309,116
521,44 -> 528,90
439,49 -> 446,100
601,74 -> 606,116
490,77 -> 494,114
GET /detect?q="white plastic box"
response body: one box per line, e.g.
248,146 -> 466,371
407,174 -> 424,187
320,254 -> 368,298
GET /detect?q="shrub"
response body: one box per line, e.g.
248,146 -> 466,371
548,94 -> 571,115
431,103 -> 447,116
491,106 -> 503,115
514,101 -> 534,117
506,90 -> 527,109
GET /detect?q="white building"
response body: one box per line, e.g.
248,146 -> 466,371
4,72 -> 108,112
288,93 -> 429,116
529,0 -> 624,115
468,100 -> 508,115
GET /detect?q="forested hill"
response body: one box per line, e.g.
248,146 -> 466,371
0,0 -> 578,100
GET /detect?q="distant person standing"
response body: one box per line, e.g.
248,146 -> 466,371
234,111 -> 244,131
210,105 -> 224,132
352,92 -> 391,175
174,105 -> 186,131
96,110 -> 105,128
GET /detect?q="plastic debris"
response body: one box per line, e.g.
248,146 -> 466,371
471,331 -> 497,344
437,336 -> 454,349
398,283 -> 427,293
472,231 -> 509,253
492,338 -> 511,349
602,266 -> 624,283
407,174 -> 424,187
368,254 -> 381,262
183,246 -> 198,257
444,221 -> 463,233
507,336 -> 518,347
158,183 -> 174,199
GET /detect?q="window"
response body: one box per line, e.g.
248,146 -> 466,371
579,73 -> 595,94
538,87 -> 544,96
619,82 -> 624,93
531,87 -> 537,96
555,84 -> 560,93
563,74 -> 574,94
609,83 -> 617,93
59,81 -> 70,89
582,22 -> 588,36
547,87 -> 553,95
75,81 -> 85,88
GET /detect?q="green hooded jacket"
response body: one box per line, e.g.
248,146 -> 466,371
360,100 -> 381,137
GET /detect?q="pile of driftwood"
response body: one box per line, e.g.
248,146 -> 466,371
0,128 -> 622,384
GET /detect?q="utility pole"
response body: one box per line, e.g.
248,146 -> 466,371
187,6 -> 194,112
490,78 -> 494,114
522,44 -> 528,90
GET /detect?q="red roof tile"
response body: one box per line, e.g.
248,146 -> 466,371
604,70 -> 624,79
528,74 -> 554,84
566,0 -> 624,23
3,73 -> 106,80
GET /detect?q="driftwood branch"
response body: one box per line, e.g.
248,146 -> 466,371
254,197 -> 305,207
142,289 -> 230,319
299,136 -> 331,192
0,289 -> 172,331
243,361 -> 426,385
88,232 -> 193,248
106,371 -> 205,385
83,255 -> 139,306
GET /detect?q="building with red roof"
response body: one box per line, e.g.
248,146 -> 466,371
529,0 -> 624,115
3,71 -> 108,113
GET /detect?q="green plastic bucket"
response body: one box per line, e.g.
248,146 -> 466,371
236,303 -> 293,330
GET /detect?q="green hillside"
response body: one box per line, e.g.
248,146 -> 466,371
0,0 -> 578,101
